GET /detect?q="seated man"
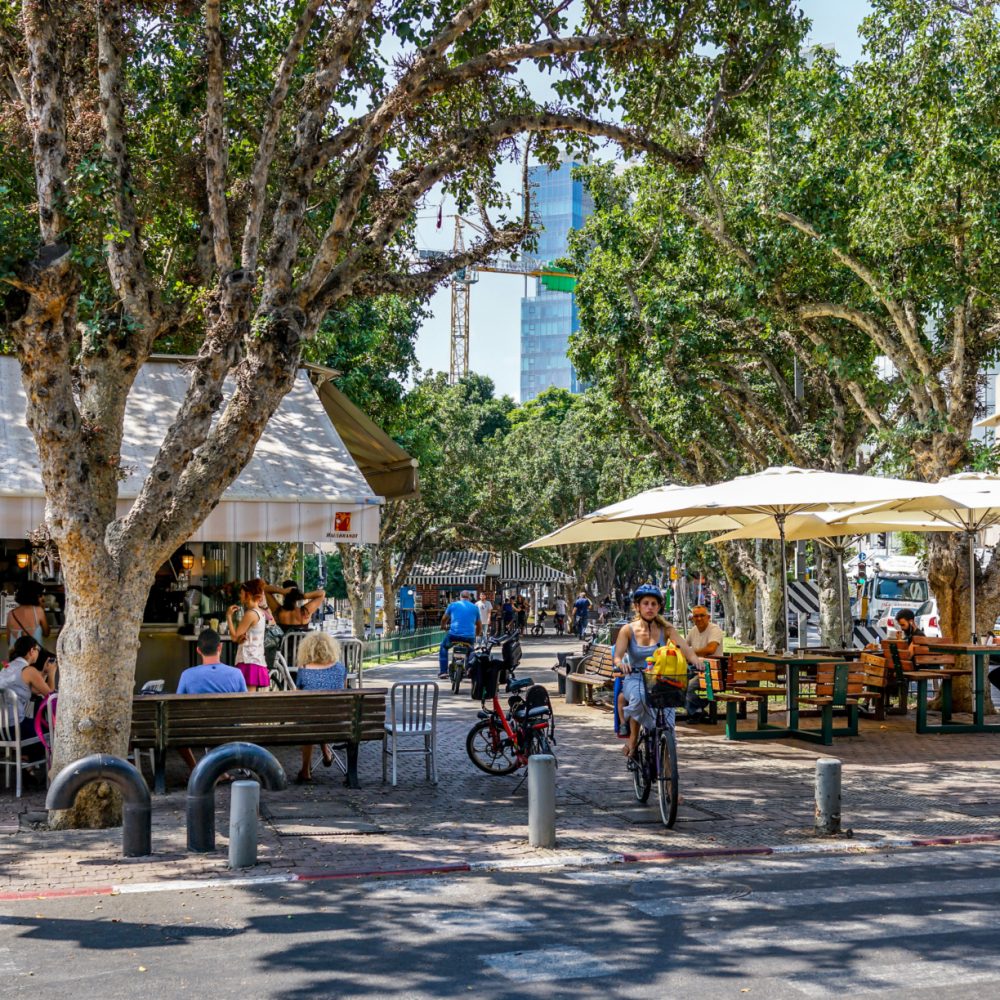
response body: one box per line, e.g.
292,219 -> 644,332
438,590 -> 481,679
683,606 -> 723,724
177,628 -> 247,771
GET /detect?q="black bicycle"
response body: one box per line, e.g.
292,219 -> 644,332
623,670 -> 680,828
448,639 -> 474,695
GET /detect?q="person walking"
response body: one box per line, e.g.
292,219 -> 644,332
475,592 -> 493,638
573,592 -> 592,639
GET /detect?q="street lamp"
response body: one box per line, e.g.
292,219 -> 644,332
179,547 -> 195,572
16,549 -> 30,570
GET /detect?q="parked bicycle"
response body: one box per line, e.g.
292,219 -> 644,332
465,632 -> 555,775
531,610 -> 548,636
617,664 -> 680,828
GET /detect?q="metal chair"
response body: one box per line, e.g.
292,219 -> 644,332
339,637 -> 364,689
382,681 -> 439,786
269,651 -> 298,692
34,692 -> 57,775
0,690 -> 45,797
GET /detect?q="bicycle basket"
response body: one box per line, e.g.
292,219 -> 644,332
645,675 -> 685,709
471,660 -> 507,700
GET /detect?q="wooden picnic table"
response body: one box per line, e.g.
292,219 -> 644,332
744,653 -> 853,746
919,641 -> 999,735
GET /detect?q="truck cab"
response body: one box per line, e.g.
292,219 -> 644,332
860,557 -> 929,628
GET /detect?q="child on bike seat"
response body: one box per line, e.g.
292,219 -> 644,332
614,585 -> 699,758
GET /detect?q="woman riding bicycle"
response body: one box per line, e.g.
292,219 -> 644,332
614,584 -> 699,759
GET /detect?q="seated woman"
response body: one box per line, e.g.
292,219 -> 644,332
614,584 -> 699,758
294,631 -> 347,783
0,635 -> 55,761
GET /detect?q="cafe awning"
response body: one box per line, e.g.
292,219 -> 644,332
308,366 -> 419,500
0,356 -> 383,543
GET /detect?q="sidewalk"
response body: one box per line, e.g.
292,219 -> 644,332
3,636 -> 1000,896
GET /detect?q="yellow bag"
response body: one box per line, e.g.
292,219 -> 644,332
646,642 -> 687,687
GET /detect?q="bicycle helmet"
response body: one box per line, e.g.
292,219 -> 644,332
632,583 -> 664,607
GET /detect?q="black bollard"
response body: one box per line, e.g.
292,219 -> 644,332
186,742 -> 286,853
46,754 -> 152,858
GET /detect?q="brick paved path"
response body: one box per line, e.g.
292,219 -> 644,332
3,636 -> 1000,893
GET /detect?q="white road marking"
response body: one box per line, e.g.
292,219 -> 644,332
413,908 -> 533,932
629,875 -> 1000,917
788,958 -> 1000,998
484,947 -> 615,982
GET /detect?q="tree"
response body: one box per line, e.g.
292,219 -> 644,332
0,0 -> 800,825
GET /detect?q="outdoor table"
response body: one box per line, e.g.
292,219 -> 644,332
743,653 -> 852,745
917,642 -> 998,735
811,647 -> 863,661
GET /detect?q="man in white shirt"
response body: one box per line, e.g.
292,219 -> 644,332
553,596 -> 568,634
683,606 -> 724,723
475,593 -> 493,637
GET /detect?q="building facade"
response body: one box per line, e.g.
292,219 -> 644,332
520,161 -> 593,402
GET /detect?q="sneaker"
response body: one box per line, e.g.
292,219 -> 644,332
437,672 -> 449,679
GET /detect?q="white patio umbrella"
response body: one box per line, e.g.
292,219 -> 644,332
600,467 -> 936,650
824,473 -> 1000,639
522,485 -> 754,622
709,512 -> 953,647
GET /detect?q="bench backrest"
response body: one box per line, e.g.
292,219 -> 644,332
129,689 -> 387,749
583,644 -> 616,679
699,658 -> 725,699
911,635 -> 957,669
729,653 -> 782,686
856,653 -> 888,693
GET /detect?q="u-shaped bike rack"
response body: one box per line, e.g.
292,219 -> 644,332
186,742 -> 286,853
46,754 -> 152,857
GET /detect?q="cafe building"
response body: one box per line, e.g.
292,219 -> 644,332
0,356 -> 417,688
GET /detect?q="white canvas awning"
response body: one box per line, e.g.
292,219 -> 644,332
0,356 -> 382,543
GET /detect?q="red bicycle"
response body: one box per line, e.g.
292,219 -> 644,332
465,633 -> 555,775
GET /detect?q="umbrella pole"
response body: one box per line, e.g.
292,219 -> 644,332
837,546 -> 848,649
671,529 -> 680,626
968,529 -> 978,644
778,514 -> 790,652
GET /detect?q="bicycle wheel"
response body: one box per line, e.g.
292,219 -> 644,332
656,727 -> 679,828
631,736 -> 651,803
528,729 -> 552,757
450,654 -> 464,695
466,719 -> 520,775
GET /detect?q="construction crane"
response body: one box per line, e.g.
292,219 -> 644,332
419,215 -> 576,383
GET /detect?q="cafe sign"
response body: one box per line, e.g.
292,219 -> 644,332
327,510 -> 361,542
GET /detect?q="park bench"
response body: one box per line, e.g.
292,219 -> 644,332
794,657 -> 888,741
564,644 -> 616,703
130,688 -> 387,793
881,636 -> 970,729
700,653 -> 786,738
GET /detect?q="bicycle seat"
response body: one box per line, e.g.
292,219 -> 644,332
508,678 -> 532,692
477,710 -> 491,720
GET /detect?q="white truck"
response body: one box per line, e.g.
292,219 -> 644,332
858,555 -> 930,629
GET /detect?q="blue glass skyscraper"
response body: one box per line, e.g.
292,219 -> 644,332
520,162 -> 593,401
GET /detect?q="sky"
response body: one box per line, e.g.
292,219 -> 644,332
413,1 -> 874,401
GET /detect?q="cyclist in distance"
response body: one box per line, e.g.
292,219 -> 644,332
572,592 -> 593,638
438,590 -> 481,679
614,584 -> 699,759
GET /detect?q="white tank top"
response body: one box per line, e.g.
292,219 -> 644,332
237,609 -> 266,666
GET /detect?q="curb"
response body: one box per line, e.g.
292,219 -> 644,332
3,832 -> 1000,902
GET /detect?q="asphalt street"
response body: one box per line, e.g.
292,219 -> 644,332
4,843 -> 1000,999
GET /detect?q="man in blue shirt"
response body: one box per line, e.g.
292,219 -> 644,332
438,590 -> 481,678
573,592 -> 593,639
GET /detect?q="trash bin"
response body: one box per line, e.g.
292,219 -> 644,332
555,653 -> 569,695
564,654 -> 585,705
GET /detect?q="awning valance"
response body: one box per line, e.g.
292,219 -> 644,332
0,356 -> 382,543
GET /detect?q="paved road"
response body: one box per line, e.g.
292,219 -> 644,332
4,843 -> 1000,998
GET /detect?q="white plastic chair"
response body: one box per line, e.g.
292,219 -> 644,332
280,631 -> 307,679
0,690 -> 45,797
382,681 -> 439,786
269,651 -> 298,692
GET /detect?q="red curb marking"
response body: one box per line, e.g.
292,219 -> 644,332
905,834 -> 1000,848
619,848 -> 774,863
295,863 -> 472,882
0,885 -> 115,902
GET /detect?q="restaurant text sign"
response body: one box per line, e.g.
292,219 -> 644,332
327,511 -> 360,541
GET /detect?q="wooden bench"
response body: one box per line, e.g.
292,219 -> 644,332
565,644 -> 616,703
881,636 -> 970,731
708,654 -> 787,739
130,688 -> 387,793
696,658 -> 728,724
794,657 -> 888,740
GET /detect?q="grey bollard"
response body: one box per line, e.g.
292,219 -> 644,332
815,757 -> 842,835
528,754 -> 556,848
798,613 -> 808,649
228,780 -> 260,869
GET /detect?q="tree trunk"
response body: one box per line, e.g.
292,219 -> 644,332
755,541 -> 785,652
338,544 -> 370,637
380,549 -> 397,638
718,542 -> 757,646
49,562 -> 151,829
816,547 -> 849,648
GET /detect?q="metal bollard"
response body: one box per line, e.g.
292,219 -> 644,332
187,742 -> 286,853
528,754 -> 556,848
798,613 -> 808,650
814,757 -> 842,835
46,754 -> 152,858
228,780 -> 260,869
